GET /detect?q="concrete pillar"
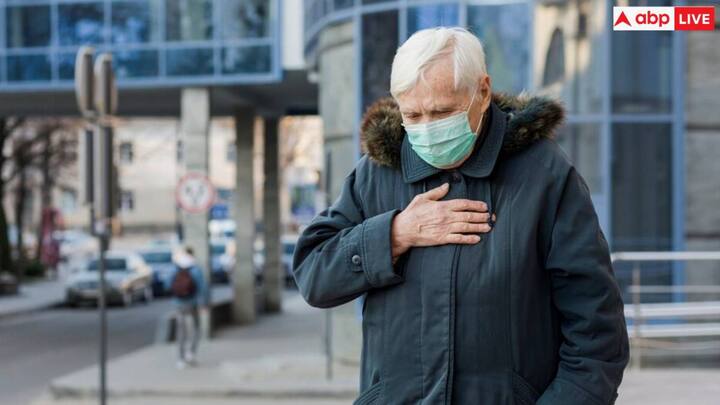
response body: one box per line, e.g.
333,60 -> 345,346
263,117 -> 282,313
317,21 -> 363,364
232,109 -> 257,323
179,87 -> 211,337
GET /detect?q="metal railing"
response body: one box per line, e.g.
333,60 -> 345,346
611,251 -> 720,368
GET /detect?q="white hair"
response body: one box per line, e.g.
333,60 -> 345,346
390,26 -> 487,99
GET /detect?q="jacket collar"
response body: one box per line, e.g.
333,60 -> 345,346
400,101 -> 505,183
360,92 -> 566,177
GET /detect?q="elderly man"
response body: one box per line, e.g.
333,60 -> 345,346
293,27 -> 628,405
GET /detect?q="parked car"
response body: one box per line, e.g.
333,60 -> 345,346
65,252 -> 153,307
250,235 -> 298,287
210,239 -> 231,284
140,248 -> 176,296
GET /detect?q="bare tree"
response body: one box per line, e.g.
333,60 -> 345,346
0,117 -> 26,275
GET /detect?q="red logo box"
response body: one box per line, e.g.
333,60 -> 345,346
674,6 -> 715,31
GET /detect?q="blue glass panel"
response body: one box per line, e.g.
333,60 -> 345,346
7,54 -> 51,81
221,45 -> 271,74
58,52 -> 76,80
334,0 -> 354,10
112,1 -> 161,44
219,0 -> 271,39
362,10 -> 398,111
166,48 -> 213,76
467,4 -> 530,93
612,31 -> 671,113
407,5 -> 458,35
113,50 -> 159,78
165,0 -> 213,41
58,3 -> 105,45
6,5 -> 51,48
612,123 -> 672,252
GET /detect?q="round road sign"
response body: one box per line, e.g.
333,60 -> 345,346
176,172 -> 216,214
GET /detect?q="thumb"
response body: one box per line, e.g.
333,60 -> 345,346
423,183 -> 450,201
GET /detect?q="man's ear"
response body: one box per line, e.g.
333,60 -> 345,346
479,75 -> 492,112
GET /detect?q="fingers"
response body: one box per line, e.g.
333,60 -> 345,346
448,222 -> 492,234
445,198 -> 488,212
444,233 -> 482,244
450,211 -> 491,224
422,183 -> 450,201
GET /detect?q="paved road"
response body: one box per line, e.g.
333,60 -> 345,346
0,297 -> 175,405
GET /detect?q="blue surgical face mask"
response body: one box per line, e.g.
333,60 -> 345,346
402,86 -> 484,169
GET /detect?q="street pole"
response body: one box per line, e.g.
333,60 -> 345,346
93,53 -> 117,405
97,230 -> 108,405
75,46 -> 111,405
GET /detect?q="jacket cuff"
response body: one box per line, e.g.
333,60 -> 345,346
344,209 -> 404,288
537,378 -> 612,405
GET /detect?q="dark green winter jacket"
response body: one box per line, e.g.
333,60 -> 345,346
292,92 -> 630,405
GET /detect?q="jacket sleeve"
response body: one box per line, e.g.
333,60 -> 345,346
537,167 -> 630,405
292,166 -> 405,308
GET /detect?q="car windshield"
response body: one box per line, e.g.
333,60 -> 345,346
211,244 -> 225,255
87,258 -> 128,271
141,252 -> 172,264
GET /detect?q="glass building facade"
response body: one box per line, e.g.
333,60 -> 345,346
0,0 -> 280,89
303,0 -> 687,302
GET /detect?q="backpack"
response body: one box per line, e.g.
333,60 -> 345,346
171,267 -> 197,299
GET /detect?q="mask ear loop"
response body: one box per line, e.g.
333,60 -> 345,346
468,83 -> 484,135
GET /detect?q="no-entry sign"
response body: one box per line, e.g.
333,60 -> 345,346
176,172 -> 216,214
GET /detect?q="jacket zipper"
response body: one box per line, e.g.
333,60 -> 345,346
445,239 -> 461,403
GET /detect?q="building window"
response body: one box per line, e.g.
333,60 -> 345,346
542,28 -> 565,86
221,45 -> 272,75
165,0 -> 213,41
5,5 -> 51,48
120,190 -> 135,212
612,30 -> 672,114
226,140 -> 236,163
111,0 -> 161,44
112,50 -> 160,79
7,54 -> 51,81
361,10 -> 399,112
611,123 -> 672,252
166,48 -> 214,76
556,123 -> 601,193
57,2 -> 105,46
219,0 -> 271,39
119,142 -> 134,163
407,5 -> 459,36
467,4 -> 530,94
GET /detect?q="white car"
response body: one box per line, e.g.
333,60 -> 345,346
65,251 -> 153,307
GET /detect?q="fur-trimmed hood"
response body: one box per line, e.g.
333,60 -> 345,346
360,92 -> 565,169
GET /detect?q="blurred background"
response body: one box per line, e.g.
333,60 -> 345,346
0,0 -> 718,404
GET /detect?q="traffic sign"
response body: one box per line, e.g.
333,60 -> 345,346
176,172 -> 216,214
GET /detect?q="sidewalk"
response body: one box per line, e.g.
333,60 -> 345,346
0,278 -> 65,319
32,292 -> 359,405
31,291 -> 720,405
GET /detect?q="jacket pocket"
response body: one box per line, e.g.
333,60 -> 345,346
353,379 -> 382,405
511,371 -> 540,405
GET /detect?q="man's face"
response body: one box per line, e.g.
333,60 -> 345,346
396,57 -> 492,131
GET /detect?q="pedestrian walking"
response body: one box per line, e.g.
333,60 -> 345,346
170,246 -> 208,369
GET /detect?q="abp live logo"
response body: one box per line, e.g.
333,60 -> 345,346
613,6 -> 716,31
